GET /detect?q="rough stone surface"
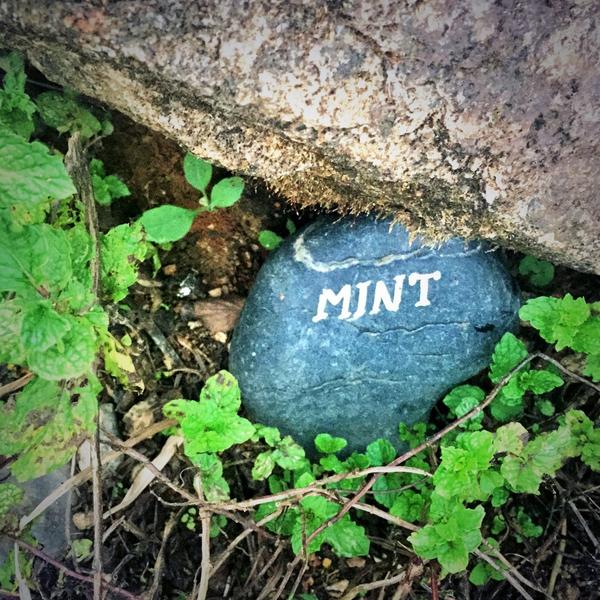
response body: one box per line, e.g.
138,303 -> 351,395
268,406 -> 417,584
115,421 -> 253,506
1,1 -> 599,274
229,216 -> 520,453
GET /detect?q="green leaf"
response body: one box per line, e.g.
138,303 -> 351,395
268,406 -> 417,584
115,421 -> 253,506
272,436 -> 306,471
536,399 -> 555,416
518,255 -> 555,287
255,502 -> 298,535
520,294 -> 591,351
366,438 -> 396,466
90,159 -> 130,206
36,91 -> 101,139
443,385 -> 485,429
0,52 -> 36,139
583,353 -> 600,382
291,495 -> 369,557
515,507 -> 542,538
314,433 -> 347,454
518,369 -> 563,394
409,504 -> 484,573
0,223 -> 73,295
252,451 -> 275,480
209,176 -> 244,209
70,538 -> 93,561
27,315 -> 97,380
100,222 -> 150,302
390,490 -> 426,523
494,422 -> 528,455
0,376 -> 100,481
518,296 -> 559,342
571,317 -> 600,355
200,370 -> 241,413
21,303 -> 72,352
0,483 -> 24,522
489,333 -> 528,384
194,453 -> 230,501
139,205 -> 196,243
183,153 -> 212,192
286,219 -> 297,235
0,129 -> 75,216
163,371 -> 255,456
258,230 -> 283,250
0,299 -> 26,364
254,424 -> 281,447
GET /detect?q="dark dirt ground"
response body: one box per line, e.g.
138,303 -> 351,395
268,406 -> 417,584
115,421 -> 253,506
2,103 -> 600,600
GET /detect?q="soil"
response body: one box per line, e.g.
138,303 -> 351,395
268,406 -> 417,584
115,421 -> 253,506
2,108 -> 600,600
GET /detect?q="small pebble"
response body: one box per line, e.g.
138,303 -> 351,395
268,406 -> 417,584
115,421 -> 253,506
322,557 -> 332,569
163,264 -> 177,276
208,288 -> 222,298
213,332 -> 228,344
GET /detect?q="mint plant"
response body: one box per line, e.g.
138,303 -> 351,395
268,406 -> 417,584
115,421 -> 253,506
258,218 -> 296,251
518,255 -> 555,287
90,158 -> 130,206
0,52 -> 145,486
520,294 -> 600,381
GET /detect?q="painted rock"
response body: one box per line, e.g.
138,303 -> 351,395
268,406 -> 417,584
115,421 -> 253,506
229,216 -> 520,454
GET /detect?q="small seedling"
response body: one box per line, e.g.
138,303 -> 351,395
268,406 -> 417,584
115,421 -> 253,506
138,153 -> 245,244
258,218 -> 297,251
518,255 -> 555,287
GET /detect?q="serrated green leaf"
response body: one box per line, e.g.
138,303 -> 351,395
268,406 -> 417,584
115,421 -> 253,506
100,222 -> 149,301
0,52 -> 36,139
443,385 -> 485,429
519,296 -> 559,342
373,472 -> 403,508
252,451 -> 275,480
390,490 -> 426,523
139,205 -> 196,243
183,153 -> 212,192
0,129 -> 75,215
200,370 -> 241,413
0,483 -> 24,522
163,371 -> 255,456
515,507 -> 542,538
571,317 -> 600,355
518,255 -> 555,287
366,438 -> 396,466
0,299 -> 26,364
291,495 -> 369,557
518,369 -> 563,394
258,230 -> 283,250
91,159 -> 130,206
193,453 -> 230,501
254,424 -> 281,447
489,333 -> 528,384
0,223 -> 73,295
494,422 -> 528,454
520,294 -> 591,352
21,303 -> 71,352
209,176 -> 244,209
0,376 -> 99,481
36,91 -> 101,139
409,504 -> 484,573
273,436 -> 306,470
26,314 -> 97,380
314,433 -> 347,454
583,353 -> 600,382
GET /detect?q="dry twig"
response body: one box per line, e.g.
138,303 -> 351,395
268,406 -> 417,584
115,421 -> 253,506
66,131 -> 104,600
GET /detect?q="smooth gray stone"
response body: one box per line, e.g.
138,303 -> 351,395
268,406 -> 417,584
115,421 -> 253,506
229,216 -> 520,454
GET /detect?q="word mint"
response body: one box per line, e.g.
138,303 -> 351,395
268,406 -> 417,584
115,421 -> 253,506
312,270 -> 442,323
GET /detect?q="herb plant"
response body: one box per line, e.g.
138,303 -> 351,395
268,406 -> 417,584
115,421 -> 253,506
139,152 -> 245,244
